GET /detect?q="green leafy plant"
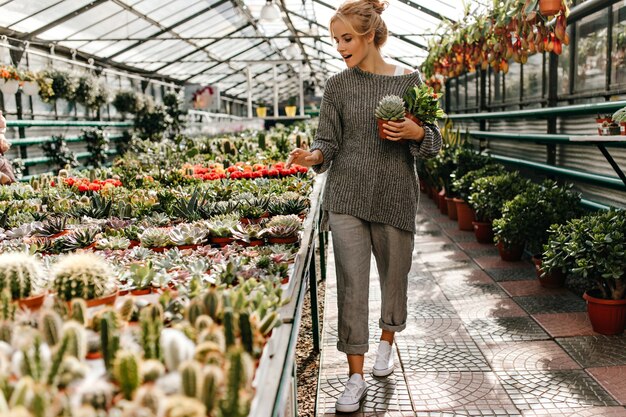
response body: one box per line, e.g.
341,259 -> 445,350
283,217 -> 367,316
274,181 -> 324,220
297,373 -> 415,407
41,135 -> 79,170
468,172 -> 533,223
82,128 -> 110,168
612,106 -> 626,123
403,83 -> 446,124
112,90 -> 143,117
134,104 -> 172,141
452,164 -> 506,201
43,70 -> 77,101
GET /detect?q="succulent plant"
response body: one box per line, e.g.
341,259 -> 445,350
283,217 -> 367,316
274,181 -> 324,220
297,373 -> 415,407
98,309 -> 120,372
180,360 -> 202,398
162,395 -> 206,417
375,95 -> 406,121
145,212 -> 171,227
168,224 -> 207,246
263,214 -> 302,238
231,223 -> 266,243
31,216 -> 67,238
268,196 -> 309,216
56,227 -> 99,252
52,253 -> 114,301
140,303 -> 163,360
0,252 -> 44,300
113,350 -> 141,400
139,227 -> 171,248
95,236 -> 131,250
207,216 -> 238,238
39,310 -> 62,346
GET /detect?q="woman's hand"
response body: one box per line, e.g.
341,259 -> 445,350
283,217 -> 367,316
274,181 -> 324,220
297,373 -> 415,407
383,118 -> 425,142
286,148 -> 323,168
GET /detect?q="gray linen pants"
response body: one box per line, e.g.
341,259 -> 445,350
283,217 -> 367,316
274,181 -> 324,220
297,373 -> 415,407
328,212 -> 414,355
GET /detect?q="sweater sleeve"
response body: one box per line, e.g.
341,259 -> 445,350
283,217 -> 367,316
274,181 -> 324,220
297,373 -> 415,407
409,122 -> 442,159
309,79 -> 341,174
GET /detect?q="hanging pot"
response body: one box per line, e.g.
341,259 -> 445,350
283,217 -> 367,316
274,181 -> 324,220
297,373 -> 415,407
539,0 -> 562,17
583,289 -> 626,335
22,81 -> 39,96
1,79 -> 19,95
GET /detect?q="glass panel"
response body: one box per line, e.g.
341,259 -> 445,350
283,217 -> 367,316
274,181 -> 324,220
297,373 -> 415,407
524,52 -> 544,99
457,75 -> 466,110
35,2 -> 124,40
466,71 -> 477,109
504,62 -> 521,103
9,0 -> 93,33
0,0 -> 63,27
612,2 -> 626,87
448,78 -> 456,111
575,9 -> 608,92
490,70 -> 504,105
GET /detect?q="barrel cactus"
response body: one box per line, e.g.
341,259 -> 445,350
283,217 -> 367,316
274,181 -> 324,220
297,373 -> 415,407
52,253 -> 114,301
0,252 -> 44,300
375,95 -> 406,121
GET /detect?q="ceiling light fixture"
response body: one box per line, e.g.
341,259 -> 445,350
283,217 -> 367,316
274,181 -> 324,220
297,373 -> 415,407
260,0 -> 281,22
286,40 -> 300,58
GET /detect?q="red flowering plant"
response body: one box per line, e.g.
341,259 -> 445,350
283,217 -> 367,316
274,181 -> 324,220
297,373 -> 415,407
0,66 -> 20,81
181,161 -> 308,182
51,177 -> 123,192
403,84 -> 446,125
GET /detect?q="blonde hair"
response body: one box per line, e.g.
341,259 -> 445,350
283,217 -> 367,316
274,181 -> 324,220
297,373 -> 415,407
330,0 -> 389,49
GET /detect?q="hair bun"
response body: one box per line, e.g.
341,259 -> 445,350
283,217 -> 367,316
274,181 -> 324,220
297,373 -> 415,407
365,0 -> 387,15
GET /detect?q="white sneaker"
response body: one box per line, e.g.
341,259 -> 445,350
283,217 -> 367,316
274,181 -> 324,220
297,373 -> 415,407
372,340 -> 395,377
335,373 -> 367,413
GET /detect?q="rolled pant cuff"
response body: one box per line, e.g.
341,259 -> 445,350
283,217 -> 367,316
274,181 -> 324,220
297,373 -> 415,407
379,318 -> 406,332
337,341 -> 369,355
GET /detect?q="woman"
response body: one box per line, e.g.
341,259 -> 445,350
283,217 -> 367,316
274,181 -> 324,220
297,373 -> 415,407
0,111 -> 16,185
286,0 -> 442,412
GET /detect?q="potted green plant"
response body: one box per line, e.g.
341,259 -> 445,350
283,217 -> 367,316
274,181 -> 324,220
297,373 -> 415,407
44,69 -> 77,101
403,83 -> 446,125
113,90 -> 143,118
612,105 -> 626,136
470,172 -> 533,250
0,65 -> 20,95
374,95 -> 406,140
542,210 -> 626,334
284,96 -> 297,117
256,100 -> 268,118
20,70 -> 39,96
0,252 -> 46,310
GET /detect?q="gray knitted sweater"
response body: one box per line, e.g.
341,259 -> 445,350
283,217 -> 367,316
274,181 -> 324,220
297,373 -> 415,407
310,66 -> 443,233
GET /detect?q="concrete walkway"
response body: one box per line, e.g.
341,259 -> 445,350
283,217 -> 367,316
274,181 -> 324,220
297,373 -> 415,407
315,196 -> 626,417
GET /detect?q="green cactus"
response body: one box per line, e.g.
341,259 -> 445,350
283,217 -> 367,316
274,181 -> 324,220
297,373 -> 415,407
113,350 -> 141,400
99,309 -> 120,372
136,386 -> 163,414
239,312 -> 253,354
179,360 -> 201,398
219,347 -> 252,417
140,303 -> 163,360
375,95 -> 406,121
201,365 -> 223,415
0,290 -> 15,321
0,252 -> 43,300
194,341 -> 224,365
195,315 -> 213,332
9,376 -> 33,408
52,253 -> 114,301
70,298 -> 88,326
141,359 -> 165,383
117,297 -> 135,322
47,331 -> 69,385
187,299 -> 205,327
31,384 -> 47,417
259,311 -> 281,336
223,308 -> 236,348
202,289 -> 221,322
21,336 -> 45,382
39,310 -> 62,347
162,395 -> 206,417
62,321 -> 87,360
257,132 -> 266,150
0,321 -> 12,343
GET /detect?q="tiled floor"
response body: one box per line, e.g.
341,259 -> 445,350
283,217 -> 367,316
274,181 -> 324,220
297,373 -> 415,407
315,197 -> 626,416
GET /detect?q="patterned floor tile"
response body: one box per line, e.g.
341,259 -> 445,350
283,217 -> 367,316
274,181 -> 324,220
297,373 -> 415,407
556,335 -> 626,368
457,241 -> 498,253
416,413 -> 522,417
431,268 -> 495,285
498,280 -> 569,297
419,250 -> 471,265
479,341 -> 581,372
451,299 -> 527,320
442,229 -> 477,243
400,318 -> 473,343
587,366 -> 626,405
484,268 -> 537,282
496,370 -> 619,411
463,317 -> 550,343
408,300 -> 459,319
513,294 -> 587,315
473,256 -> 531,271
405,371 -> 519,414
407,279 -> 447,301
438,282 -> 508,301
532,312 -> 598,337
520,407 -> 626,416
397,339 -> 490,372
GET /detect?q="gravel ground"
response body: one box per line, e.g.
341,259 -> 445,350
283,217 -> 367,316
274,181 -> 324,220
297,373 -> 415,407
296,258 -> 326,417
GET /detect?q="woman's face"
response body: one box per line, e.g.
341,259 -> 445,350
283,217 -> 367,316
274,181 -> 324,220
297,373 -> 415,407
331,18 -> 373,68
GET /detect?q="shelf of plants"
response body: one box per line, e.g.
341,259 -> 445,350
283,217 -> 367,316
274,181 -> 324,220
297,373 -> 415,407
0,123 -> 320,417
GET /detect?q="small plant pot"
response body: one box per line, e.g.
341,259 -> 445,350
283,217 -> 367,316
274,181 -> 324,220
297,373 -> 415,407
129,240 -> 141,248
22,81 -> 39,96
255,107 -> 267,118
85,290 -> 119,308
267,236 -> 299,245
496,241 -> 524,262
377,118 -> 390,140
404,113 -> 422,126
531,255 -> 566,288
176,244 -> 200,250
620,122 -> 626,136
210,237 -> 234,247
85,351 -> 103,360
596,117 -> 612,135
438,189 -> 448,215
454,198 -> 475,231
247,239 -> 265,247
472,221 -> 494,244
130,288 -> 152,296
539,0 -> 562,16
445,197 -> 458,220
583,290 -> 626,335
1,79 -> 19,95
284,105 -> 297,117
17,292 -> 46,310
148,246 -> 168,253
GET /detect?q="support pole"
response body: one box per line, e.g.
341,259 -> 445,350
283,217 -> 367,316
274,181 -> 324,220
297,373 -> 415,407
273,65 -> 279,117
246,66 -> 252,118
299,65 -> 305,116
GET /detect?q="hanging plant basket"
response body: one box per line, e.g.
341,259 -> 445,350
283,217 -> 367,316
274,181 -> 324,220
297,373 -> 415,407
1,79 -> 19,95
539,0 -> 562,17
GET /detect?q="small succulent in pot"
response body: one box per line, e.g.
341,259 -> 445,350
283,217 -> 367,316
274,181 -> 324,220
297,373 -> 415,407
264,214 -> 302,238
52,252 -> 115,301
375,95 -> 406,121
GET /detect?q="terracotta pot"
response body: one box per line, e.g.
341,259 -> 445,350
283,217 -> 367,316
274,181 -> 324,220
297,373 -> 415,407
454,198 -> 475,231
85,351 -> 103,360
445,197 -> 458,220
472,221 -> 494,244
438,189 -> 448,215
149,247 -> 167,253
129,240 -> 141,248
405,113 -> 422,126
496,241 -> 524,262
596,117 -> 612,135
620,122 -> 626,136
267,236 -> 299,245
17,292 -> 46,310
176,244 -> 200,250
130,288 -> 152,296
85,290 -> 119,308
247,239 -> 264,247
583,290 -> 626,335
211,237 -> 234,247
539,0 -> 562,16
377,118 -> 389,140
531,255 -> 566,288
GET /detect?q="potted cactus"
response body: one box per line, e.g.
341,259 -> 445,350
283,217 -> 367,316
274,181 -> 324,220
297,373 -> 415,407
374,95 -> 406,140
0,252 -> 46,309
52,252 -> 118,307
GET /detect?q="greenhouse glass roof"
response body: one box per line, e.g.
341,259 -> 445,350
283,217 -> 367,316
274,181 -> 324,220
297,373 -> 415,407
0,0 -> 488,100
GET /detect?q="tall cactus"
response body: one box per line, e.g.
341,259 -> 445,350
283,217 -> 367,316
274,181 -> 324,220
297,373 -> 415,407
257,132 -> 266,150
201,364 -> 223,415
113,350 -> 141,400
0,321 -> 12,344
62,321 -> 86,360
222,308 -> 236,348
140,303 -> 163,360
99,309 -> 120,372
219,347 -> 252,417
52,253 -> 114,301
179,360 -> 201,398
239,312 -> 253,354
69,298 -> 88,325
0,252 -> 43,300
194,315 -> 213,332
39,310 -> 62,347
186,299 -> 205,327
202,289 -> 221,322
117,297 -> 135,322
